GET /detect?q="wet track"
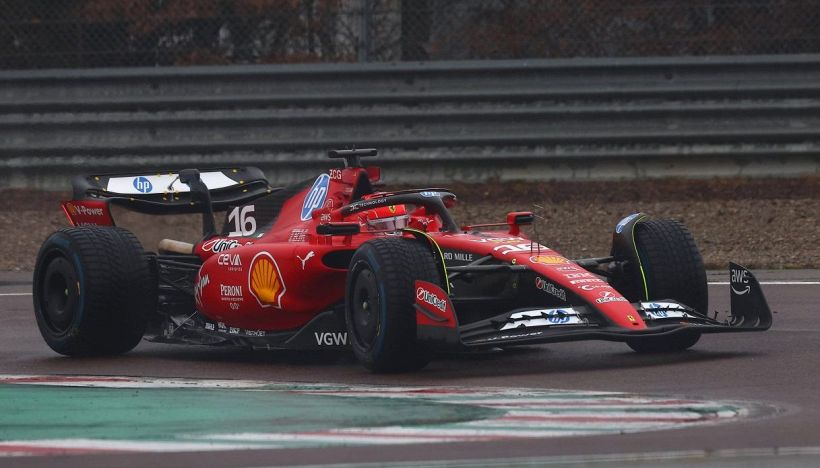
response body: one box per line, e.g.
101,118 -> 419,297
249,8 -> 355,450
1,270 -> 819,467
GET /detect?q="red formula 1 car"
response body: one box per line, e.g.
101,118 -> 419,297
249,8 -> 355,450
33,149 -> 772,372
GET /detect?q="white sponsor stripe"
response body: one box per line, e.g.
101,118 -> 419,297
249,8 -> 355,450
106,172 -> 237,194
0,293 -> 31,296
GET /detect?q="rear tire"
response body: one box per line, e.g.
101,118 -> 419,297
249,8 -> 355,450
610,219 -> 707,353
33,227 -> 155,356
345,238 -> 441,373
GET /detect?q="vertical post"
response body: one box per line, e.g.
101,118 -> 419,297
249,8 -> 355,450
357,0 -> 371,62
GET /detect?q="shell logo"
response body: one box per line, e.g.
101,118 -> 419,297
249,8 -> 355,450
66,203 -> 77,216
248,252 -> 286,309
529,255 -> 567,265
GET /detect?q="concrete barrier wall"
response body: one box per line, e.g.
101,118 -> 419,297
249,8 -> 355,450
1,55 -> 818,189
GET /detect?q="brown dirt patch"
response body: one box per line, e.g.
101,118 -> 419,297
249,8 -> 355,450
1,176 -> 817,271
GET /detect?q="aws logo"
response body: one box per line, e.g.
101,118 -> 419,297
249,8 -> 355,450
248,252 -> 286,309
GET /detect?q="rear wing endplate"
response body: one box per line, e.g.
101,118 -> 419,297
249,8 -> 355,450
728,262 -> 773,329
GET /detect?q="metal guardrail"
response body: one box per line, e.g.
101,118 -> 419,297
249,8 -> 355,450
1,55 -> 818,188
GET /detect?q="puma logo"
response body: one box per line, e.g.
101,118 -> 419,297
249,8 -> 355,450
297,251 -> 315,270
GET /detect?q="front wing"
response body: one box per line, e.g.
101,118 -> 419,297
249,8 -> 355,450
417,263 -> 772,349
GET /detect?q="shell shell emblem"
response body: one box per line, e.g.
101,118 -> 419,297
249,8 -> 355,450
529,255 -> 567,265
248,252 -> 286,309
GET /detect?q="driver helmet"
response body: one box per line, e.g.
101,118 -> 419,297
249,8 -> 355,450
364,204 -> 409,231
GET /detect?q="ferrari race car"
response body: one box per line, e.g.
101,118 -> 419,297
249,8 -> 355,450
33,149 -> 772,372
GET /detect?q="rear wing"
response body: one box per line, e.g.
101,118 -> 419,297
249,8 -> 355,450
69,167 -> 276,216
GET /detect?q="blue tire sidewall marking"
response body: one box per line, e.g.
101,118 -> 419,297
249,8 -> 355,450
375,282 -> 387,356
50,235 -> 70,249
36,233 -> 86,338
360,246 -> 387,356
70,250 -> 85,328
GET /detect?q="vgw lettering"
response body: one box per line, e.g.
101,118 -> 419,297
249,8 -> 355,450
314,332 -> 348,346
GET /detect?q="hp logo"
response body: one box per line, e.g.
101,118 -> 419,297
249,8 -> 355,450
547,310 -> 570,324
133,176 -> 153,193
300,174 -> 330,221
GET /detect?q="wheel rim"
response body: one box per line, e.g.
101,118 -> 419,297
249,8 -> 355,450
350,268 -> 380,350
40,256 -> 78,334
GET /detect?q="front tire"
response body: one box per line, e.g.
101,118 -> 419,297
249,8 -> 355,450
345,238 -> 442,373
33,227 -> 155,356
611,219 -> 707,353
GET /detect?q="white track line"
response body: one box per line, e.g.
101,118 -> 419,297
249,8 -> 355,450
709,281 -> 819,285
293,446 -> 820,467
1,281 -> 817,297
0,439 -> 271,454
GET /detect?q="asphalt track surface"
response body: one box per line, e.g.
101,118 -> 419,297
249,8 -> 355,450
1,269 -> 819,467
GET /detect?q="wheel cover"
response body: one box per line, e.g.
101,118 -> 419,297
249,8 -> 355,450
350,268 -> 380,350
40,256 -> 78,334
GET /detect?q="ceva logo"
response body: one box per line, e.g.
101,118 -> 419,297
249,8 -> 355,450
133,176 -> 153,193
301,174 -> 330,221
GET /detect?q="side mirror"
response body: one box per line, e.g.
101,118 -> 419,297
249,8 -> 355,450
506,211 -> 534,235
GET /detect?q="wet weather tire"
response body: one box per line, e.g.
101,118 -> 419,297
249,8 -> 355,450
345,238 -> 442,373
611,219 -> 707,353
33,227 -> 155,356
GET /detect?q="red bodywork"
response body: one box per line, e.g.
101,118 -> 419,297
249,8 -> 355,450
56,154 -> 773,358
181,165 -> 646,333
